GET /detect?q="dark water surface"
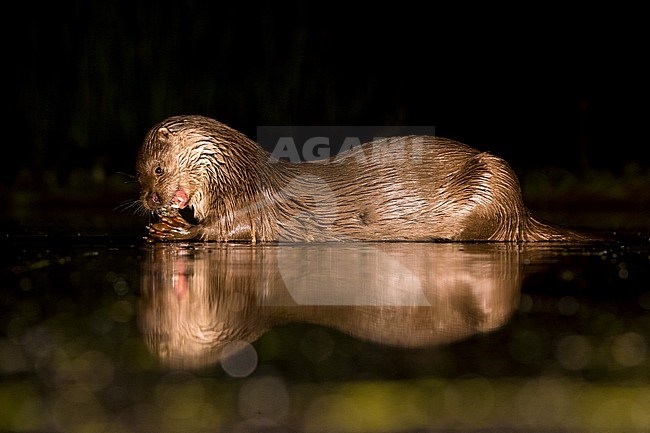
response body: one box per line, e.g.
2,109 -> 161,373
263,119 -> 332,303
2,225 -> 650,432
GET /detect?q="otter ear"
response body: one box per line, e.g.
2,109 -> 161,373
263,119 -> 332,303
156,127 -> 171,142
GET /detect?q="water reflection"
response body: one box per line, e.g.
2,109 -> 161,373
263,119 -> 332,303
139,243 -> 523,368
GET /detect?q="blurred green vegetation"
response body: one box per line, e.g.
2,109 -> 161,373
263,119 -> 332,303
2,374 -> 649,432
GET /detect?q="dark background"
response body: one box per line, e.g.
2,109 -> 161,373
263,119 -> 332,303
5,2 -> 649,231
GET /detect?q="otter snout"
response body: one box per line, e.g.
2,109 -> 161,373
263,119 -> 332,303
145,191 -> 161,210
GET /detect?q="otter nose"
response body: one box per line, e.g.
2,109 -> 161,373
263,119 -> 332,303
146,192 -> 161,209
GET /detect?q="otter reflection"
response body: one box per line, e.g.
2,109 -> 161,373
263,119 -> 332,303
139,243 -> 522,368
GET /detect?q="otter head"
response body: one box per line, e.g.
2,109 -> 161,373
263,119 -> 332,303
136,123 -> 190,215
136,115 -> 267,223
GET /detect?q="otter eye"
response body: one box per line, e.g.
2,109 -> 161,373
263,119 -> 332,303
154,166 -> 163,176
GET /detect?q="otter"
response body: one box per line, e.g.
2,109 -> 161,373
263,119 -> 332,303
136,115 -> 589,242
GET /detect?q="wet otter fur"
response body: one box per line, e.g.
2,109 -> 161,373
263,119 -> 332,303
136,115 -> 589,242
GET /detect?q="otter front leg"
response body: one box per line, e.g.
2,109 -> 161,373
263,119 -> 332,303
146,212 -> 198,242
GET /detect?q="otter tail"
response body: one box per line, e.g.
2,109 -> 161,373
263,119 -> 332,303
523,213 -> 597,242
